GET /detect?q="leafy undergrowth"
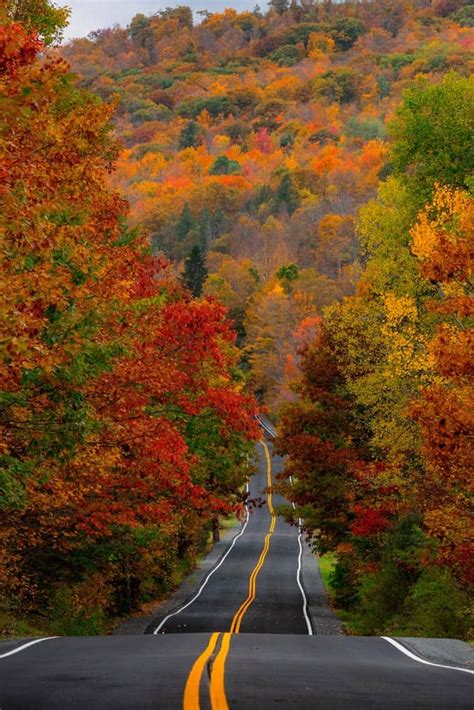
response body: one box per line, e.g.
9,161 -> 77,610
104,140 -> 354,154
0,609 -> 50,640
0,517 -> 239,640
318,552 -> 337,592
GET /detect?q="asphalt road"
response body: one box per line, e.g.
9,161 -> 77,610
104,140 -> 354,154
152,440 -> 310,635
0,435 -> 472,709
0,633 -> 472,709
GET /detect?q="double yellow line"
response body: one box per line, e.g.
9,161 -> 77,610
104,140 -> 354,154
183,440 -> 275,710
229,441 -> 275,634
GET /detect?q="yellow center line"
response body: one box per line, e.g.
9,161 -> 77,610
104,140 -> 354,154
229,439 -> 275,634
183,440 -> 275,710
206,441 -> 275,707
183,632 -> 220,710
209,632 -> 232,710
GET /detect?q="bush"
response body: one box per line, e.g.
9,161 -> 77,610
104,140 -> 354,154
354,563 -> 413,634
330,556 -> 359,608
48,587 -> 108,636
400,567 -> 471,638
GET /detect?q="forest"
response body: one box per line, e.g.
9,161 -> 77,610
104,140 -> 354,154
1,0 -> 473,638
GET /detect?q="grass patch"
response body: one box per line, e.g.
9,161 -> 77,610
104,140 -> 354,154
318,552 -> 337,592
220,515 -> 239,531
0,608 -> 50,640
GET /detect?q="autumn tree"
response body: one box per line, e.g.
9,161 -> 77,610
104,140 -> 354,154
410,186 -> 473,588
182,245 -> 208,296
0,11 -> 259,629
2,0 -> 69,44
276,324 -> 365,552
390,73 -> 474,203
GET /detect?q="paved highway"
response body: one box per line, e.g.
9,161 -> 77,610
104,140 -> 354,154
151,439 -> 311,635
0,433 -> 472,709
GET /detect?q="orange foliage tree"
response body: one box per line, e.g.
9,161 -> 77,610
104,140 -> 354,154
0,15 -> 258,625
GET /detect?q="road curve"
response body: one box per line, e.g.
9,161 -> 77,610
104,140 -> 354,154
151,439 -> 311,635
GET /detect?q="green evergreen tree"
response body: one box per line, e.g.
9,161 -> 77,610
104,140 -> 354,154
276,262 -> 299,293
275,173 -> 300,215
182,245 -> 208,297
269,0 -> 289,15
176,203 -> 195,241
178,120 -> 201,149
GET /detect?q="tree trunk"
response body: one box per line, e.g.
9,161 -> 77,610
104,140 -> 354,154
212,517 -> 220,543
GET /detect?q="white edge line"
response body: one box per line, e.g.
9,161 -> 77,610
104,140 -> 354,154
0,636 -> 59,659
297,531 -> 313,636
381,637 -> 474,676
153,484 -> 250,634
290,473 -> 312,636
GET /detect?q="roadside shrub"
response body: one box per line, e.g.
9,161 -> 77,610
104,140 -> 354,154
330,555 -> 359,608
400,567 -> 471,639
48,587 -> 108,636
354,563 -> 413,634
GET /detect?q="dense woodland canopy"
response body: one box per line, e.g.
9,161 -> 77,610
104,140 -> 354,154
0,0 -> 473,637
63,0 -> 473,410
0,2 -> 258,634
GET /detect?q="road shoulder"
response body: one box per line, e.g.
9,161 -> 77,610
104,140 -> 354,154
301,541 -> 344,635
393,637 -> 474,671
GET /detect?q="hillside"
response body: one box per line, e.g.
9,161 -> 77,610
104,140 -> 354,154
63,0 -> 473,408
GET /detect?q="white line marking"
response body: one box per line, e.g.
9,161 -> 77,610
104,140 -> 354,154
256,416 -> 276,439
297,531 -> 313,635
0,637 -> 59,659
290,466 -> 312,635
153,485 -> 250,634
382,637 -> 474,676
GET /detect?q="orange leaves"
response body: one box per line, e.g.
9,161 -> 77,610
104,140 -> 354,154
0,22 -> 42,78
1,19 -> 259,615
311,144 -> 342,174
411,186 -> 473,290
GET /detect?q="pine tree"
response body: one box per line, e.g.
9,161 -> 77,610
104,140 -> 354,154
178,120 -> 201,149
176,203 -> 195,241
269,0 -> 289,15
182,245 -> 208,296
275,173 -> 300,215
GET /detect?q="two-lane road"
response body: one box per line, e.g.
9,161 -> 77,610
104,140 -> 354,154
152,439 -> 311,636
0,434 -> 472,709
0,631 -> 472,709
